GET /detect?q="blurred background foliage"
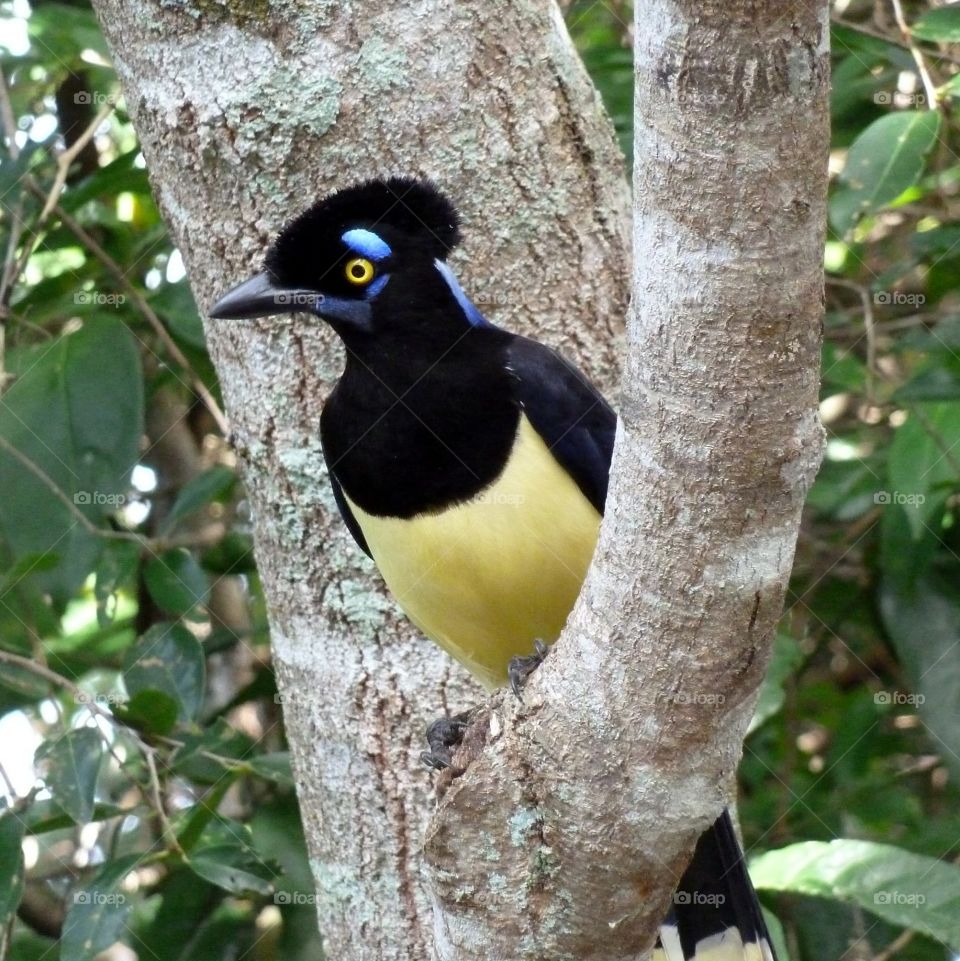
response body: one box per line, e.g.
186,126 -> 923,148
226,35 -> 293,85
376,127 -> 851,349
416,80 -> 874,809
0,0 -> 957,959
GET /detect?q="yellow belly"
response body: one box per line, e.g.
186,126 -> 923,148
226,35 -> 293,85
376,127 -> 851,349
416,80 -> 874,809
344,415 -> 602,690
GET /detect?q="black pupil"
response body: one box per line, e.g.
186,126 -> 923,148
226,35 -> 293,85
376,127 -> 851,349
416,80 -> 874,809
351,263 -> 366,279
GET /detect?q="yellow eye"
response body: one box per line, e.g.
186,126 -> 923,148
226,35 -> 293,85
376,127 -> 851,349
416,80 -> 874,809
344,257 -> 375,286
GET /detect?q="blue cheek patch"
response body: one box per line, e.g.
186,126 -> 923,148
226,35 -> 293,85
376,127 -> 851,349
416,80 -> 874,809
434,259 -> 489,328
364,274 -> 390,299
341,228 -> 392,261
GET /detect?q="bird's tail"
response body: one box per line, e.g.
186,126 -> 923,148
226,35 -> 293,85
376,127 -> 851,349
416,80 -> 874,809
653,809 -> 776,961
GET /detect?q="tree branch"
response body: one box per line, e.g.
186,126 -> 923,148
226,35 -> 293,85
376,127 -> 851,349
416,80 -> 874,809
423,2 -> 829,956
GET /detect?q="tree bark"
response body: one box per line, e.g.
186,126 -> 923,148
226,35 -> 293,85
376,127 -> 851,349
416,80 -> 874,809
90,2 -> 630,958
423,2 -> 828,958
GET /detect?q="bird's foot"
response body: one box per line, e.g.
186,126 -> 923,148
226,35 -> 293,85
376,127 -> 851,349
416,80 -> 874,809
508,639 -> 550,701
420,711 -> 474,770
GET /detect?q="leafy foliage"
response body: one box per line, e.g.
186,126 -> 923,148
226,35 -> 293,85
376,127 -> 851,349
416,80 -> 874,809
0,2 -> 957,961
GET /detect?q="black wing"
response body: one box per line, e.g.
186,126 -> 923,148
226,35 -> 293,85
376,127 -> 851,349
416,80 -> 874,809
329,470 -> 372,558
505,335 -> 616,515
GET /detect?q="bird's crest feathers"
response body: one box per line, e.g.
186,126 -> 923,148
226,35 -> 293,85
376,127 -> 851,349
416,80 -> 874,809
265,176 -> 460,288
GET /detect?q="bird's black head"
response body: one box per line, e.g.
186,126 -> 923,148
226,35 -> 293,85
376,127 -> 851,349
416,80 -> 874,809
209,177 -> 487,345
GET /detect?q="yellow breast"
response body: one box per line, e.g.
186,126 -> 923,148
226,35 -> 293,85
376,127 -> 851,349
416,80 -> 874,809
344,415 -> 602,690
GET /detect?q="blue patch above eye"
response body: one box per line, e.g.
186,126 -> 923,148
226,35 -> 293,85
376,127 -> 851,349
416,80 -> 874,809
342,228 -> 392,261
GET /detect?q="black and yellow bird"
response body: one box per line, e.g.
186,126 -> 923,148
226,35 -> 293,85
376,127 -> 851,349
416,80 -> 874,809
210,177 -> 776,961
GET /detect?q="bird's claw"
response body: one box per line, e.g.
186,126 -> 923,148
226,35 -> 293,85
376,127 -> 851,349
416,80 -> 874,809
421,712 -> 472,770
508,638 -> 550,701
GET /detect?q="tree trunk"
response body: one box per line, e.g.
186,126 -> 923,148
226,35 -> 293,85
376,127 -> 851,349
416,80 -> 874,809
423,2 -> 829,958
90,2 -> 630,958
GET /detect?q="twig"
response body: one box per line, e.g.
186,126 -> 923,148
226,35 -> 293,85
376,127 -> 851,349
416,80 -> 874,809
0,70 -> 22,394
0,434 -> 146,544
826,277 -> 878,401
39,100 -> 115,223
143,747 -> 185,857
831,14 -> 960,67
5,104 -> 115,307
889,0 -> 939,108
0,433 -> 225,551
23,182 -> 229,434
870,927 -> 914,961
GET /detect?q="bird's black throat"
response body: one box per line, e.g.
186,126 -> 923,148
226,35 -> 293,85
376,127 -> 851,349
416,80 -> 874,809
320,324 -> 521,519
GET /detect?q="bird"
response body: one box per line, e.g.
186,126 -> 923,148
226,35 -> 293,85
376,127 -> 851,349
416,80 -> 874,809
209,176 -> 777,961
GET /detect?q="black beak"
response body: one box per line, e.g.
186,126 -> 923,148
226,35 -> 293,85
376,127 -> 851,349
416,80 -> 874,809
208,271 -> 320,319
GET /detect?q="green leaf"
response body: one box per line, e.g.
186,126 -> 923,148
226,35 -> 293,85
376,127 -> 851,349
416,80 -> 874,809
0,809 -> 26,928
886,404 -> 960,541
172,719 -> 254,785
162,466 -> 235,534
28,2 -> 110,62
62,855 -> 138,961
124,623 -> 206,722
894,362 -> 960,403
24,800 -> 133,836
830,111 -> 942,235
0,320 -> 144,607
748,632 -> 805,734
114,689 -> 179,736
34,728 -> 104,825
879,567 -> 960,781
175,775 -> 240,853
188,843 -> 274,895
911,8 -> 960,43
200,531 -> 256,575
144,549 -> 209,618
94,540 -> 141,629
751,840 -> 960,948
60,150 -> 150,214
149,282 -> 207,350
246,752 -> 294,787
